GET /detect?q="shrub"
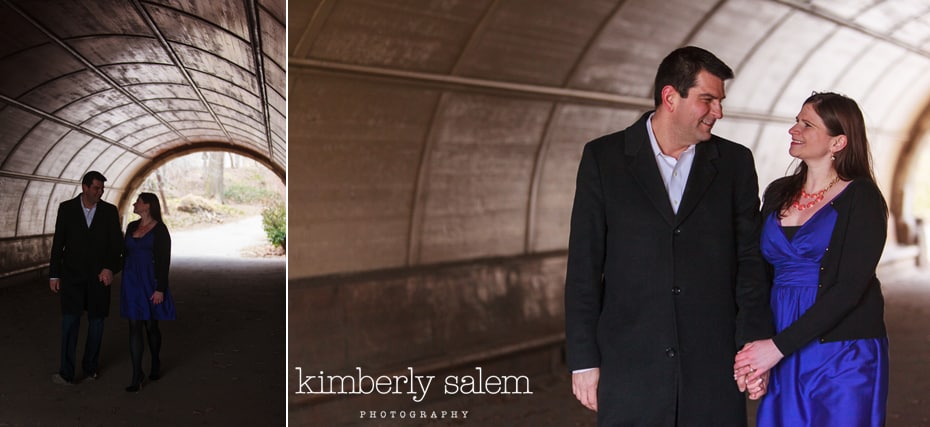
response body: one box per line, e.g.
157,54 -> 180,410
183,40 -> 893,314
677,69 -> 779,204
223,183 -> 277,204
262,201 -> 286,251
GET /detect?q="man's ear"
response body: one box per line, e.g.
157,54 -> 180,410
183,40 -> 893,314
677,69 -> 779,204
661,85 -> 679,112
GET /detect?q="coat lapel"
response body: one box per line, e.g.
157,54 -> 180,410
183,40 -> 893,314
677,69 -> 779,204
624,114 -> 675,226
73,195 -> 92,230
675,140 -> 718,224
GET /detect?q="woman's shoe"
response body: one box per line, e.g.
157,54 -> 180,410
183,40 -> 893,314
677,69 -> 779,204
150,360 -> 161,381
125,373 -> 145,392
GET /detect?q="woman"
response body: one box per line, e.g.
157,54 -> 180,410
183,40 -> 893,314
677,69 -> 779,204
734,92 -> 888,426
120,192 -> 176,392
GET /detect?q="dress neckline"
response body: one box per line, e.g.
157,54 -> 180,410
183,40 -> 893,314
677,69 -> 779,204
776,180 -> 853,229
132,221 -> 156,239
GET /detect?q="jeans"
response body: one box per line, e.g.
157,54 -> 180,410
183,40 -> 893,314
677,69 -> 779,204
59,314 -> 104,381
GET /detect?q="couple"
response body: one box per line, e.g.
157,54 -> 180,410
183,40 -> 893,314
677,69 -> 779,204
565,47 -> 887,426
49,171 -> 176,393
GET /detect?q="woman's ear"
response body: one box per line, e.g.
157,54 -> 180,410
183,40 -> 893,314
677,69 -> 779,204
832,135 -> 848,153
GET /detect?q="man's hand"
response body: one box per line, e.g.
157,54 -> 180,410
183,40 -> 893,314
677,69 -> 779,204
747,370 -> 769,400
49,278 -> 60,293
98,268 -> 113,286
572,368 -> 599,412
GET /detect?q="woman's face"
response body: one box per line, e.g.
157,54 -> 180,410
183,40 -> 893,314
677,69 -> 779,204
788,103 -> 838,162
132,197 -> 150,216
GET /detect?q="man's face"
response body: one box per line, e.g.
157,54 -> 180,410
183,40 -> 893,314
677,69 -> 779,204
82,179 -> 104,205
673,70 -> 725,144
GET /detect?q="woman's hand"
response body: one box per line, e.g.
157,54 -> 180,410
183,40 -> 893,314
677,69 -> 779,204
151,290 -> 165,305
734,339 -> 783,389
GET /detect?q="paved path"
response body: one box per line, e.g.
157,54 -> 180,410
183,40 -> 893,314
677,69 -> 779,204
0,225 -> 285,426
319,265 -> 930,426
171,215 -> 270,258
456,266 -> 930,427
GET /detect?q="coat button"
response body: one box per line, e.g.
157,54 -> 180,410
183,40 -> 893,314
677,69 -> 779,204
672,287 -> 681,295
665,347 -> 677,358
674,228 -> 682,235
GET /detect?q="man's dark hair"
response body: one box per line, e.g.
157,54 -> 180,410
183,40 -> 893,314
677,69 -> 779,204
653,46 -> 734,107
82,171 -> 107,187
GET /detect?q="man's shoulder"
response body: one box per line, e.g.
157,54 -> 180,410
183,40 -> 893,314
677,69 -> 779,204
584,116 -> 649,154
585,129 -> 626,149
704,135 -> 755,164
708,134 -> 751,154
98,199 -> 118,210
59,195 -> 80,207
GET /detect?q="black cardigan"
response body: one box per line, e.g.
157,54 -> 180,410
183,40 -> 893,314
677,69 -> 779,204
762,179 -> 888,357
125,220 -> 172,292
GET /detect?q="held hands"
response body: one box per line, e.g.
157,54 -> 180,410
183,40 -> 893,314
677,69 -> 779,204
150,290 -> 164,305
742,369 -> 769,400
572,368 -> 599,412
734,339 -> 783,399
98,268 -> 114,286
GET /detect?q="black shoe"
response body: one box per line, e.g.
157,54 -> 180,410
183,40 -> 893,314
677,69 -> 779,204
84,372 -> 99,382
51,373 -> 73,385
125,374 -> 145,393
149,372 -> 161,381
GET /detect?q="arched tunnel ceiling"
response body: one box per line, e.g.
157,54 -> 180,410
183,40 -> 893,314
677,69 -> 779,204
290,0 -> 930,279
0,0 -> 285,246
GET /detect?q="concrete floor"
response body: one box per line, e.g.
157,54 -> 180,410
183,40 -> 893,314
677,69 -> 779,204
0,252 -> 285,425
319,265 -> 930,427
1,231 -> 926,426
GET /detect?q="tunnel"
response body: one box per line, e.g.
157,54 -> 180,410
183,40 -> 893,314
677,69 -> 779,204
0,1 -> 287,425
2,0 -> 930,425
288,0 -> 929,424
0,0 -> 286,281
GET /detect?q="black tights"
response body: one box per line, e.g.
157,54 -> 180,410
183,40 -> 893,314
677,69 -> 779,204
128,319 -> 161,384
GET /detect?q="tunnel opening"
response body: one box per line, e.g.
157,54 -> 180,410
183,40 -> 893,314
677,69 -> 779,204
121,148 -> 285,260
0,143 -> 285,287
909,144 -> 930,223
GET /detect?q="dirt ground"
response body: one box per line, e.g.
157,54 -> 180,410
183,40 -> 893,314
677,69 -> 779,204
0,220 -> 285,426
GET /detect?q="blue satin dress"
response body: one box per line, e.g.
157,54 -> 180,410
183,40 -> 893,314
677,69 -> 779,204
120,230 -> 176,320
756,206 -> 887,427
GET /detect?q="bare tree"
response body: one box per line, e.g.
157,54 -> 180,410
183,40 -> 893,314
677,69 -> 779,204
155,169 -> 170,215
204,151 -> 224,203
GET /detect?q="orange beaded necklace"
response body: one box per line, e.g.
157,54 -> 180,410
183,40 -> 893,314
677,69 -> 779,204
792,175 -> 839,211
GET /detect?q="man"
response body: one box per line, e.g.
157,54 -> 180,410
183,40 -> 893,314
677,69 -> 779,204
564,46 -> 773,425
49,171 -> 123,384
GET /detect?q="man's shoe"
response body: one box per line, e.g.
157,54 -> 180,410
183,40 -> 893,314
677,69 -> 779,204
51,373 -> 73,385
84,372 -> 99,382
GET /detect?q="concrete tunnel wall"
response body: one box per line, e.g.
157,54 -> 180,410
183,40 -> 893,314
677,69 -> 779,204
287,0 -> 930,418
1,0 -> 929,418
0,0 -> 286,281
